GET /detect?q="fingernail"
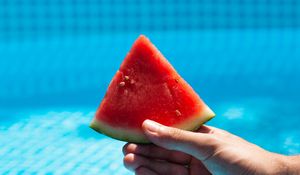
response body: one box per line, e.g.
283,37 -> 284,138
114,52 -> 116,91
143,120 -> 160,133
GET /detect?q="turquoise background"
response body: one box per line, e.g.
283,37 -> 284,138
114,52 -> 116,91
0,1 -> 300,174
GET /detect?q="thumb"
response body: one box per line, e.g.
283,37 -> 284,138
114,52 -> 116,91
142,120 -> 216,160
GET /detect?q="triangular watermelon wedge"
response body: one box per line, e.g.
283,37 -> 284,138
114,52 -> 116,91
90,35 -> 215,143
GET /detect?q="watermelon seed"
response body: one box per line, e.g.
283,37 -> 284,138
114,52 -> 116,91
124,89 -> 128,95
124,76 -> 129,81
175,110 -> 181,116
119,81 -> 125,87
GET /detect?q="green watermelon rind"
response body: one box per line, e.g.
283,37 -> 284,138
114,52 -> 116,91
90,119 -> 150,143
90,105 -> 215,143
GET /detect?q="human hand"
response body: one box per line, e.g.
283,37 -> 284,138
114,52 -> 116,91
123,120 -> 290,175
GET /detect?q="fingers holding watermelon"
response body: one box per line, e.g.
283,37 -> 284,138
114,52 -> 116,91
123,119 -> 290,175
141,120 -> 216,160
122,143 -> 192,165
123,143 -> 211,175
123,152 -> 189,175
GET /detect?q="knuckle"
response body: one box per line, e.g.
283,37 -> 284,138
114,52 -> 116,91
203,135 -> 221,154
205,134 -> 216,143
155,126 -> 184,144
169,128 -> 183,140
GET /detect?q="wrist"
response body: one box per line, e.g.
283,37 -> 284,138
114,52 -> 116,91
270,154 -> 300,175
262,153 -> 290,175
274,154 -> 290,174
283,155 -> 300,174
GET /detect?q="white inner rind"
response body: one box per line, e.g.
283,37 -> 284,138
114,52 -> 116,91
90,105 -> 215,143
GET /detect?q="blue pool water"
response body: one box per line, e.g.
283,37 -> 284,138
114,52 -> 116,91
0,109 -> 129,174
1,98 -> 300,174
1,29 -> 300,174
1,1 -> 300,174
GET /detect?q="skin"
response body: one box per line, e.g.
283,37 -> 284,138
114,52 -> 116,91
123,120 -> 300,175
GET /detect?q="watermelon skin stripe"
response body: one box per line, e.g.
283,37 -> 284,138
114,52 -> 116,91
90,105 -> 215,143
90,118 -> 149,143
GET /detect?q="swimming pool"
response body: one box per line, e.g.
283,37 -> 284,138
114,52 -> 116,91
1,1 -> 300,173
1,29 -> 300,174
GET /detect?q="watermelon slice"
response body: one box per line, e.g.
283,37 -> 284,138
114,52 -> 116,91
90,35 -> 215,143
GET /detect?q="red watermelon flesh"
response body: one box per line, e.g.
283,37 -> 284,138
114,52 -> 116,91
90,35 -> 215,143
